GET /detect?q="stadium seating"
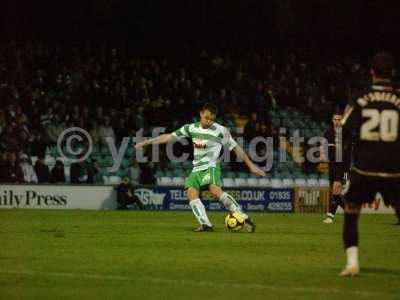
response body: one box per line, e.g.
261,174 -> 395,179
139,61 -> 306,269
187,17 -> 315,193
247,178 -> 259,187
159,177 -> 173,186
172,177 -> 185,186
222,178 -> 235,187
108,176 -> 122,185
1,42 -> 342,188
282,178 -> 295,188
271,178 -> 284,188
64,167 -> 71,182
258,178 -> 271,187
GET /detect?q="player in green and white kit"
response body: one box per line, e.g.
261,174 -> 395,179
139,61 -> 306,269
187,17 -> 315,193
135,103 -> 265,232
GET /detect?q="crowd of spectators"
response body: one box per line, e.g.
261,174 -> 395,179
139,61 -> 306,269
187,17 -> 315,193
0,40 -> 369,183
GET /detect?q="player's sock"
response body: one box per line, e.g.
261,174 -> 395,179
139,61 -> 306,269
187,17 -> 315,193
339,196 -> 345,210
329,195 -> 342,215
219,192 -> 248,219
189,199 -> 212,227
345,246 -> 359,268
343,213 -> 360,267
395,207 -> 400,224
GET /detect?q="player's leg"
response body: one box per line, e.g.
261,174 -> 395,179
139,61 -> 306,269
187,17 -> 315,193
186,171 -> 213,231
380,179 -> 400,226
324,181 -> 343,224
187,187 -> 213,231
204,167 -> 245,215
202,167 -> 245,216
340,202 -> 361,276
208,184 -> 247,217
394,203 -> 400,225
340,173 -> 374,276
208,183 -> 256,233
132,195 -> 145,210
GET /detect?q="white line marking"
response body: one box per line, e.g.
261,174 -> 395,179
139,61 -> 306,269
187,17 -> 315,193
0,270 -> 391,297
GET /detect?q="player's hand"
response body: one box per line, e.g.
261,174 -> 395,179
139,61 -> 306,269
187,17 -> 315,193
250,165 -> 266,177
134,141 -> 147,149
320,153 -> 328,163
332,181 -> 342,194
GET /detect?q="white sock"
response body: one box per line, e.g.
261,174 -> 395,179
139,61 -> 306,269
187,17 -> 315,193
346,246 -> 359,267
189,199 -> 212,227
219,192 -> 248,219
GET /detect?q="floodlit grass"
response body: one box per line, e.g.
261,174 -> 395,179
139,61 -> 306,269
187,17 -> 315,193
0,210 -> 399,299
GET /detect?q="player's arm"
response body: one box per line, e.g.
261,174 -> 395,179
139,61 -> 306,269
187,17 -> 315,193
135,124 -> 190,149
341,103 -> 358,131
134,133 -> 175,149
223,127 -> 265,177
232,145 -> 266,177
319,133 -> 329,163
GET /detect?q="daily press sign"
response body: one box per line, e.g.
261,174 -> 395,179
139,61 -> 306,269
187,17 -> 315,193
0,184 -> 116,210
134,187 -> 293,212
0,185 -> 293,212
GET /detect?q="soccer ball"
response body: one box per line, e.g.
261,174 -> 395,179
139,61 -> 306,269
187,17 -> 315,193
225,212 -> 245,231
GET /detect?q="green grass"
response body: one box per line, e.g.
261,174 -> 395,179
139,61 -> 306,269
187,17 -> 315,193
0,210 -> 399,300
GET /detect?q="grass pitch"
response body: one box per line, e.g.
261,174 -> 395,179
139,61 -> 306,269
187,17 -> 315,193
0,210 -> 399,300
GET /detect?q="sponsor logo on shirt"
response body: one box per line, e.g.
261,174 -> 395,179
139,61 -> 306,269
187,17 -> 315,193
194,142 -> 207,149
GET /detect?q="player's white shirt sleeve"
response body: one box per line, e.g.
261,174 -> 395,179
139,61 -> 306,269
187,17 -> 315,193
222,127 -> 237,151
172,124 -> 190,140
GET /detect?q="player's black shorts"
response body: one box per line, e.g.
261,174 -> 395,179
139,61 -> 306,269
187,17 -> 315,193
329,169 -> 346,188
345,171 -> 400,206
328,163 -> 346,185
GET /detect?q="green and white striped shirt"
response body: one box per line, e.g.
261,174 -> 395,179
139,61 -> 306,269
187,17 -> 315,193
172,122 -> 238,172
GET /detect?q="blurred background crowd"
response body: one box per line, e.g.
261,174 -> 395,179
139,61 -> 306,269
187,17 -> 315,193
0,40 -> 370,184
0,0 -> 398,184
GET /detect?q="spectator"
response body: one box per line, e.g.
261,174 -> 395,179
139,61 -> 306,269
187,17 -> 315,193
114,118 -> 129,146
5,152 -> 24,183
19,153 -> 38,183
0,41 -> 372,187
0,150 -> 8,182
139,162 -> 156,185
50,160 -> 66,183
40,107 -> 54,127
2,125 -> 20,152
99,116 -> 116,145
18,130 -> 31,154
116,176 -> 144,210
46,114 -> 65,146
70,161 -> 85,184
28,131 -> 47,157
127,158 -> 141,185
95,106 -> 104,121
89,121 -> 102,146
15,105 -> 29,127
34,155 -> 50,183
0,109 -> 6,136
244,112 -> 260,142
86,159 -> 102,184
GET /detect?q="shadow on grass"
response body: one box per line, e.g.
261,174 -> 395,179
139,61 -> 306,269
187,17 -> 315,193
362,267 -> 400,276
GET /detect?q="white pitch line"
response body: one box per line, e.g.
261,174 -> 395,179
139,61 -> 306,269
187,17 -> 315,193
0,270 -> 391,297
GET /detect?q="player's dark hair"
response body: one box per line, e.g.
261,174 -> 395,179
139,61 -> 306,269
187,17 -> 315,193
201,103 -> 218,115
371,52 -> 395,79
332,108 -> 343,116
